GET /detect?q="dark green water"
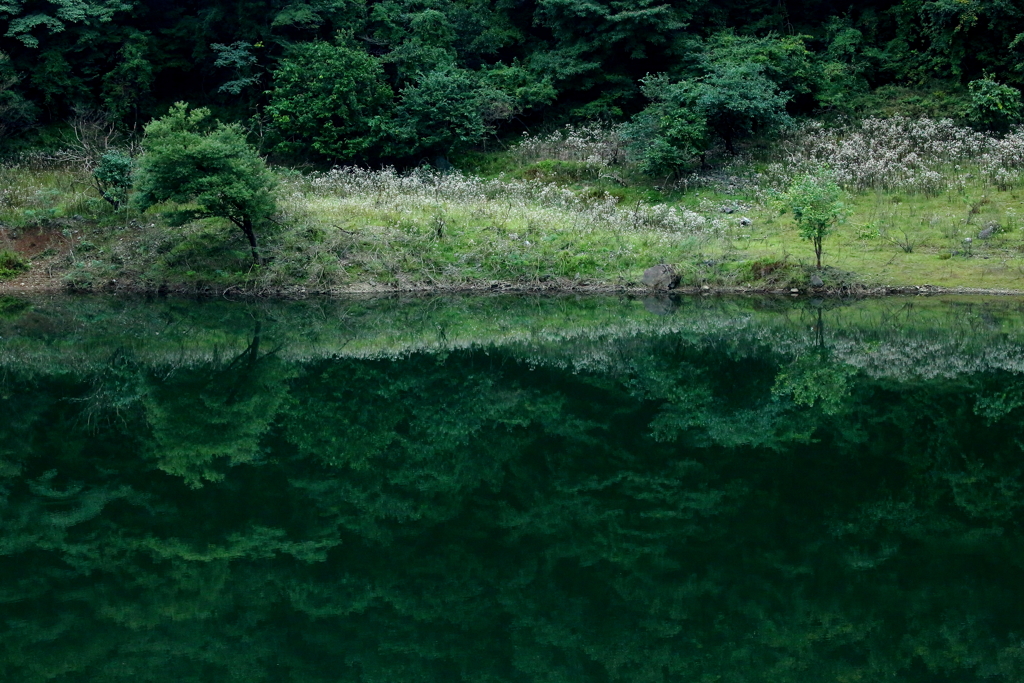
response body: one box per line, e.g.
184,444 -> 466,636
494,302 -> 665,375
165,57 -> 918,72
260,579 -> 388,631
2,293 -> 1024,682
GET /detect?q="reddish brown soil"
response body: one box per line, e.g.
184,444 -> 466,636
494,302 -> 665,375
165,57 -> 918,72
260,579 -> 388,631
0,225 -> 72,293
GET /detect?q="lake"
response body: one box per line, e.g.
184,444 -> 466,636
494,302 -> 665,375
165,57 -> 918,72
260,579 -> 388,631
2,293 -> 1024,682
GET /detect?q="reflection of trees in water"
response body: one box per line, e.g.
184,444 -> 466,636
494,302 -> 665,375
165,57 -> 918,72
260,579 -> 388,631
1,312 -> 1024,681
144,320 -> 295,486
772,307 -> 856,415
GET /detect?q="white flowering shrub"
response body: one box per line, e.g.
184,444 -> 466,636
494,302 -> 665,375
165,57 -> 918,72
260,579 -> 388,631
763,117 -> 1024,194
300,166 -> 721,237
509,124 -> 628,167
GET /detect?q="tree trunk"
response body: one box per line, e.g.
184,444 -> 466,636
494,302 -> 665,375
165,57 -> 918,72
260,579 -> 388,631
723,134 -> 736,155
814,236 -> 823,270
241,217 -> 262,264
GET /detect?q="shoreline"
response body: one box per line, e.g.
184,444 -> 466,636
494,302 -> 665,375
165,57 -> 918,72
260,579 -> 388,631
3,276 -> 1024,299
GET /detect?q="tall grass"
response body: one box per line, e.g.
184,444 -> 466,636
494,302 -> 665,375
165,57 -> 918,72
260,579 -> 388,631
264,167 -> 726,288
0,156 -> 111,225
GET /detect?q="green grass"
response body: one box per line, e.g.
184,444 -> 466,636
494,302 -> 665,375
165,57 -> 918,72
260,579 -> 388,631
266,192 -> 695,288
0,161 -> 118,228
711,182 -> 1024,290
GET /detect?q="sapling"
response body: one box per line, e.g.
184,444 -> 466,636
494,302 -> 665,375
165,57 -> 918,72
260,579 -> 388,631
781,172 -> 846,270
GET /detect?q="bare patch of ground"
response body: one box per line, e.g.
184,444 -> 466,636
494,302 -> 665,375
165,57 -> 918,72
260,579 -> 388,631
0,224 -> 74,293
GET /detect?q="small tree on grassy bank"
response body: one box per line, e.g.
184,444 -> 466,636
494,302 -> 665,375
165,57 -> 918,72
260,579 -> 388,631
133,103 -> 277,264
781,172 -> 846,270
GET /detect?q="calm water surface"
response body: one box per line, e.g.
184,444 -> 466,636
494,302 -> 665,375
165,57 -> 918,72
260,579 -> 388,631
2,293 -> 1024,682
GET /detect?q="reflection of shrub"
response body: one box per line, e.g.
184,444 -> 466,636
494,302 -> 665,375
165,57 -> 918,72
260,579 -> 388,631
0,295 -> 30,319
0,249 -> 29,278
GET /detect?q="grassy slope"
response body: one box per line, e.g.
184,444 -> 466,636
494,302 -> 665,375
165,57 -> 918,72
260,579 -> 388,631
459,147 -> 1024,291
1,148 -> 1023,293
681,184 -> 1024,290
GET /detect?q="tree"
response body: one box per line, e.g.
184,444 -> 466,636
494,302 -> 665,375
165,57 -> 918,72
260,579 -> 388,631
621,74 -> 712,175
133,103 -> 277,264
265,40 -> 393,162
0,0 -> 134,48
529,0 -> 689,116
91,149 -> 132,209
0,49 -> 34,139
100,30 -> 153,123
687,61 -> 792,154
781,172 -> 846,270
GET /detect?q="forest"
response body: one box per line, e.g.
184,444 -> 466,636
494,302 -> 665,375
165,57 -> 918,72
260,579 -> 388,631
2,1 -> 1024,292
2,0 -> 1024,162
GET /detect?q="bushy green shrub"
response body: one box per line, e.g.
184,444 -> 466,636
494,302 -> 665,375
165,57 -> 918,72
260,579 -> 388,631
623,60 -> 792,175
0,248 -> 29,278
388,66 -> 510,158
92,150 -> 133,208
964,77 -> 1024,133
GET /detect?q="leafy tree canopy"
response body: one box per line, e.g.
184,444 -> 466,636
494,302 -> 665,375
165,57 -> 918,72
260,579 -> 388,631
2,0 -> 1024,159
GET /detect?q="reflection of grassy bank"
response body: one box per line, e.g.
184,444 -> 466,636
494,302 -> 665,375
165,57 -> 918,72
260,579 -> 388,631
2,294 -> 1023,380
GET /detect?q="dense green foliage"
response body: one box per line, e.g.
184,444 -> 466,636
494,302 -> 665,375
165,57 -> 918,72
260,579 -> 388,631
2,294 -> 1024,681
2,1 -> 1024,162
265,40 -> 392,161
963,76 -> 1024,132
91,148 -> 132,208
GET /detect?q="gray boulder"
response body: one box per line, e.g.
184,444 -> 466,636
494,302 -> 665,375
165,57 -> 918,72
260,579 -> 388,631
642,264 -> 680,290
